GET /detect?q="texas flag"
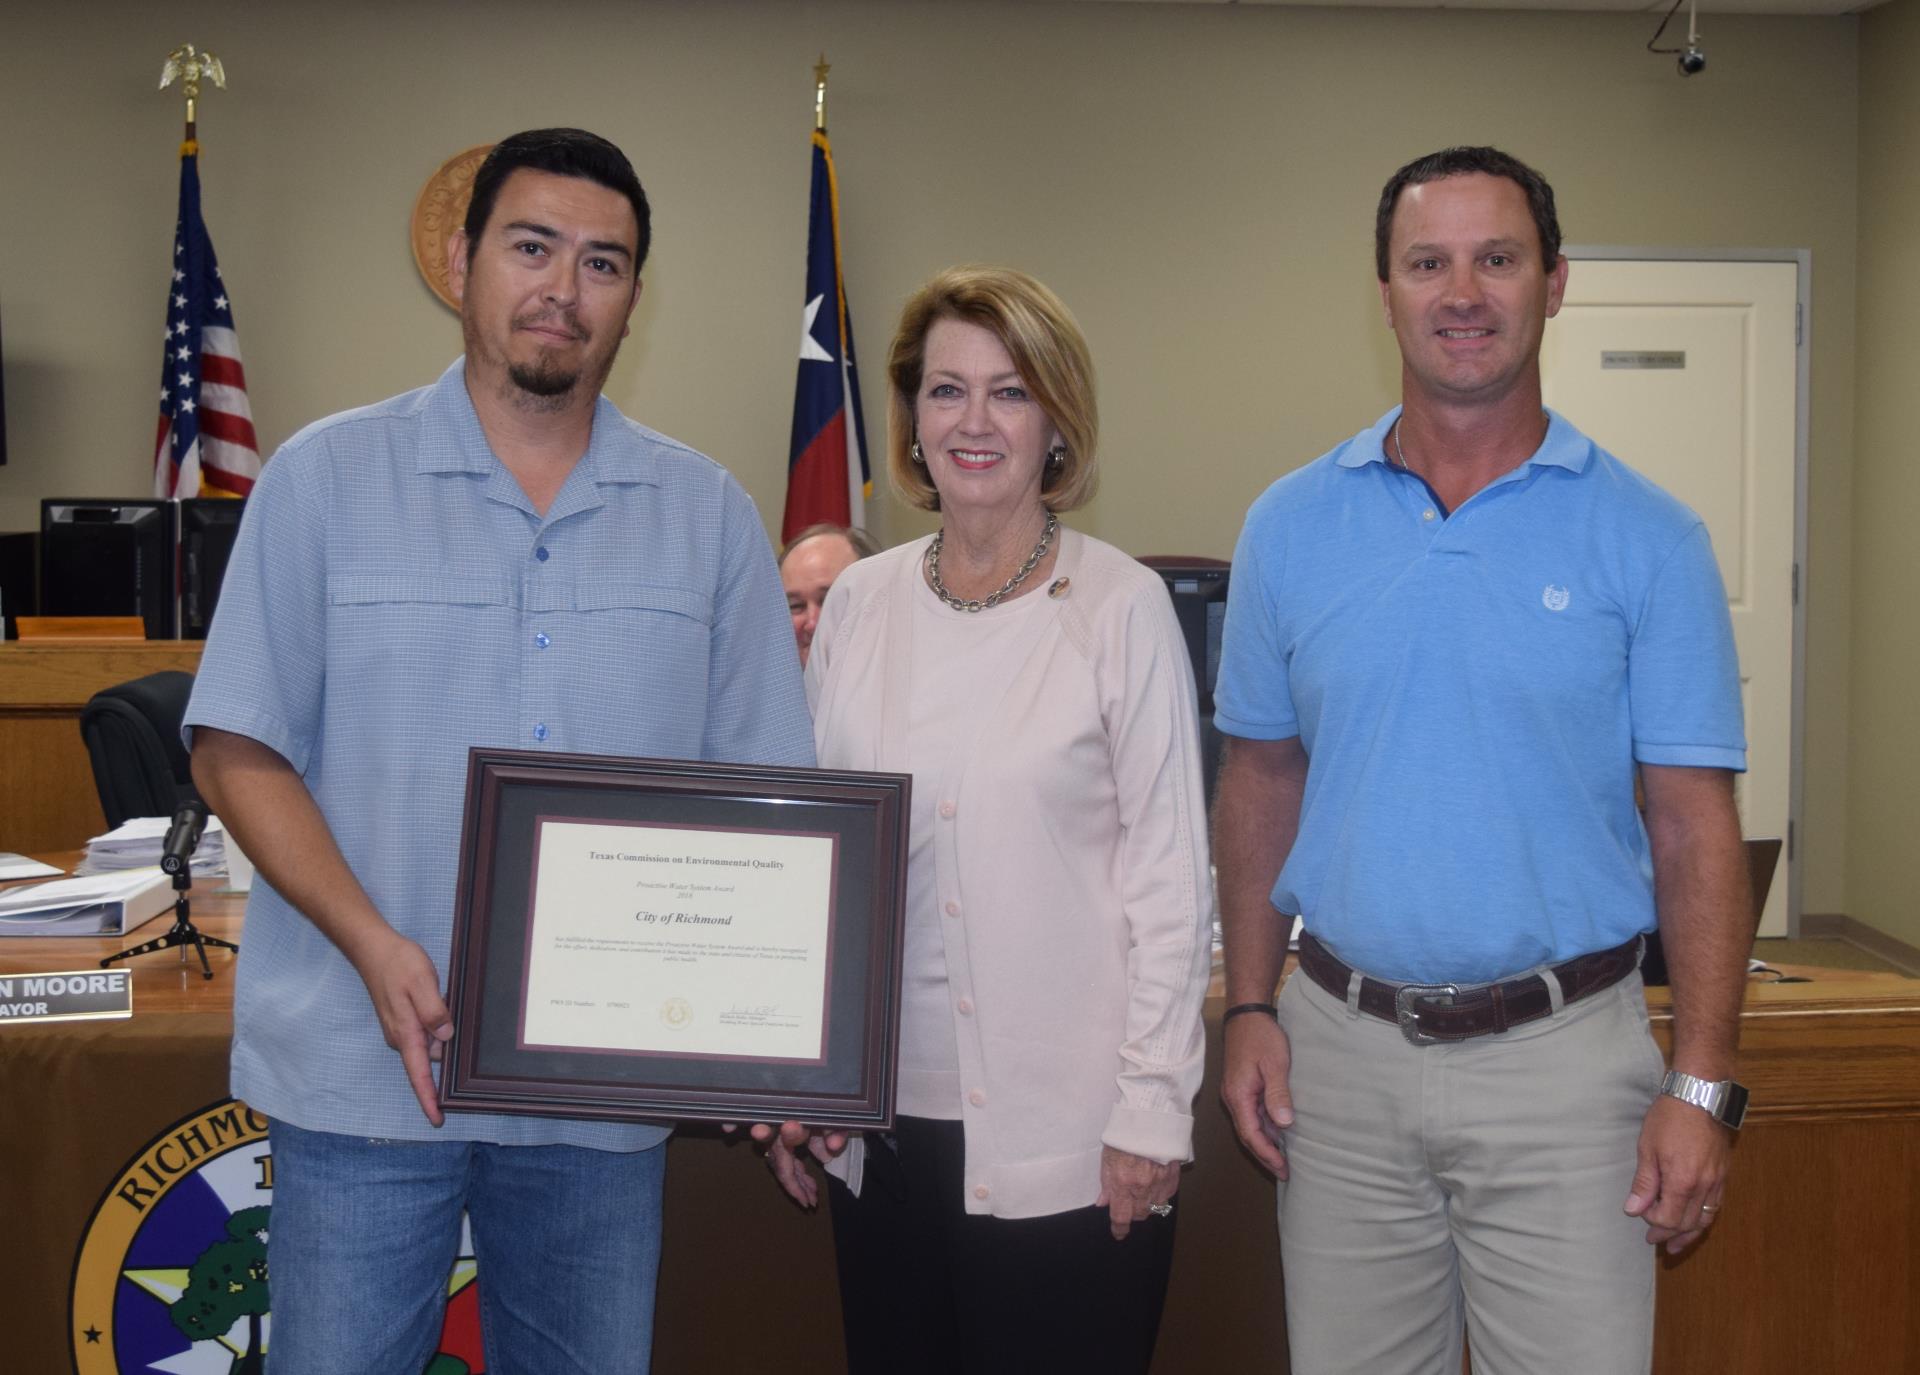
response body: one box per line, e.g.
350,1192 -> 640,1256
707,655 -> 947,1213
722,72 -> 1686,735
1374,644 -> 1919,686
782,129 -> 870,543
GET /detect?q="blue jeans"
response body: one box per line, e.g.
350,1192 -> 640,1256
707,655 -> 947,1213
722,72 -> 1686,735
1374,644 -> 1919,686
265,1119 -> 665,1375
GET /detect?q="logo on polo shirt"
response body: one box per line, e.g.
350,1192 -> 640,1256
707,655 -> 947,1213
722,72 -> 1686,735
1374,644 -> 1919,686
71,1098 -> 484,1374
1542,584 -> 1571,612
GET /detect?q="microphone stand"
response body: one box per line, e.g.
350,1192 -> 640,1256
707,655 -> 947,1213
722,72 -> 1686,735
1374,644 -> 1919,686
100,803 -> 239,980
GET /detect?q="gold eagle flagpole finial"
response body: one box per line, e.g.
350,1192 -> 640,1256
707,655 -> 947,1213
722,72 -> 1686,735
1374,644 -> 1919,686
159,43 -> 227,145
813,53 -> 830,133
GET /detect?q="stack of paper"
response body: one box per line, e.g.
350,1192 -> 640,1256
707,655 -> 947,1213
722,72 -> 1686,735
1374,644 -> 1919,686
73,817 -> 227,878
0,853 -> 65,881
0,867 -> 175,937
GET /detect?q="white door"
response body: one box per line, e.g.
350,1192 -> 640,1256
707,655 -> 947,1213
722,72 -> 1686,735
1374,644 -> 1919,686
1540,257 -> 1799,937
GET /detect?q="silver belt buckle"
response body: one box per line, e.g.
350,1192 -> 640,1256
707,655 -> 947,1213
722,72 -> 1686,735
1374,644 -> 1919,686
1393,982 -> 1461,1045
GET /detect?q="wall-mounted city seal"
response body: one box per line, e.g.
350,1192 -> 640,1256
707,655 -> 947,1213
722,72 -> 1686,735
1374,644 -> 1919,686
410,144 -> 495,311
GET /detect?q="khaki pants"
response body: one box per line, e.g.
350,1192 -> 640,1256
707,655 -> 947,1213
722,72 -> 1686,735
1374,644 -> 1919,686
1273,962 -> 1664,1375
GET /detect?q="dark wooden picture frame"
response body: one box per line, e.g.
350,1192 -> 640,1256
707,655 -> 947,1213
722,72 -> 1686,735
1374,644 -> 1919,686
440,748 -> 909,1129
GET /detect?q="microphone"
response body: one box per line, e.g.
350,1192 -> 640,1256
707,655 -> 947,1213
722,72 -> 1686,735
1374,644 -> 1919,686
160,800 -> 209,877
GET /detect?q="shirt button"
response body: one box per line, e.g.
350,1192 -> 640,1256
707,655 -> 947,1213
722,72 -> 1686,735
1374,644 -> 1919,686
534,632 -> 551,649
945,901 -> 960,918
968,1089 -> 986,1107
938,801 -> 956,819
535,546 -> 550,562
957,998 -> 973,1016
533,723 -> 549,742
973,1185 -> 990,1201
1422,509 -> 1436,522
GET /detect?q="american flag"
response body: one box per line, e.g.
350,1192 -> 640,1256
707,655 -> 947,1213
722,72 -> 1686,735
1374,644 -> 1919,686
153,143 -> 260,498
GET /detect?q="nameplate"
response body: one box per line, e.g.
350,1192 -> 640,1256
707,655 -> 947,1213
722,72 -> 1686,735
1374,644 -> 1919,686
1601,350 -> 1686,370
0,969 -> 133,1025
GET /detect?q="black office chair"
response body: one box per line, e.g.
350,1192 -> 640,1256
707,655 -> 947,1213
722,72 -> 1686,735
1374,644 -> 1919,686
78,670 -> 200,829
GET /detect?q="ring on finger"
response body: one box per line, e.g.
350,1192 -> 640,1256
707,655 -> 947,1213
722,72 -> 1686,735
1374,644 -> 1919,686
1700,1203 -> 1720,1214
1148,1202 -> 1173,1218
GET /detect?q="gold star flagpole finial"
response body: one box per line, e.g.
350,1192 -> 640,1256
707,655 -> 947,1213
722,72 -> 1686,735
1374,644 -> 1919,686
813,54 -> 830,133
159,43 -> 227,144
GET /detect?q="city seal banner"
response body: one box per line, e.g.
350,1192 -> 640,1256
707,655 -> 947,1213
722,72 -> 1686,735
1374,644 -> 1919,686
70,1098 -> 484,1374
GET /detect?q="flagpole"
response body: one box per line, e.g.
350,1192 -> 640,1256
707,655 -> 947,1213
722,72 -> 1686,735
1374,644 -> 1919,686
784,53 -> 870,540
153,42 -> 260,503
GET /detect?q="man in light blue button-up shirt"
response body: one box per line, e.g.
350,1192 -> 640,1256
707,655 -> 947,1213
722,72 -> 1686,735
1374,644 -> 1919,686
186,129 -> 812,1375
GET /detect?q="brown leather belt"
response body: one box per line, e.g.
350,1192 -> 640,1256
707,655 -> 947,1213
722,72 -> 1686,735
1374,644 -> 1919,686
1295,930 -> 1643,1045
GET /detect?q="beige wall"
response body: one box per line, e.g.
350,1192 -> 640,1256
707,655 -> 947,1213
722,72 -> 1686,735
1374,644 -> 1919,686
0,0 -> 1860,915
1851,0 -> 1920,946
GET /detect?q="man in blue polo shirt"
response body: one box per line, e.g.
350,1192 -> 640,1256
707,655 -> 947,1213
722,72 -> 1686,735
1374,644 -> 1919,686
1214,146 -> 1753,1374
185,129 -> 812,1374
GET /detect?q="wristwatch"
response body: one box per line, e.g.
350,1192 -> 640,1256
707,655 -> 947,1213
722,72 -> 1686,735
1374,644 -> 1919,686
1659,1070 -> 1749,1131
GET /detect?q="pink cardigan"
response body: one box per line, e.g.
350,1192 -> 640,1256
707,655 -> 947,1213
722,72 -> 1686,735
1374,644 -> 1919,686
807,528 -> 1212,1219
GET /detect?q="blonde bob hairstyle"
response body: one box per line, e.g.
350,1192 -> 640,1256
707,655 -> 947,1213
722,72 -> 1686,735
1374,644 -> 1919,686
885,266 -> 1098,514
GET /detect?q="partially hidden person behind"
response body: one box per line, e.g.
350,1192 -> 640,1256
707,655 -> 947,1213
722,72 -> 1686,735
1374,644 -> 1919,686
781,521 -> 880,665
768,265 -> 1213,1374
185,128 -> 814,1375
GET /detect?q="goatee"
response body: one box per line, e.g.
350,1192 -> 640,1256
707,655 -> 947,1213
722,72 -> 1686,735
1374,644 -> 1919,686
508,357 -> 582,406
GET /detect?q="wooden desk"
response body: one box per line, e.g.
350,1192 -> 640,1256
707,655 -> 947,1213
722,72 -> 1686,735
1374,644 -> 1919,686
0,860 -> 242,1375
4,882 -> 1915,1373
0,865 -> 860,1374
1646,977 -> 1920,1372
0,642 -> 203,852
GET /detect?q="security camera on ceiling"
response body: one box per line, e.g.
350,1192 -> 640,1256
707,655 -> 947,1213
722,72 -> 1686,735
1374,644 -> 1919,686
1650,0 -> 1708,77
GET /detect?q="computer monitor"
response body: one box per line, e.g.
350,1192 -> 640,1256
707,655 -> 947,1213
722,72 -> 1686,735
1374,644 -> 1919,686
177,497 -> 246,639
1140,558 -> 1230,806
39,499 -> 176,639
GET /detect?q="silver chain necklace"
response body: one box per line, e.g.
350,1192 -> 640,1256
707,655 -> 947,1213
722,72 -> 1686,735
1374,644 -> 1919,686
927,511 -> 1058,613
1392,410 -> 1549,470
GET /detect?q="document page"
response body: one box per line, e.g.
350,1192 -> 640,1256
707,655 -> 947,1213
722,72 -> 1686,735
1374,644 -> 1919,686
519,818 -> 836,1061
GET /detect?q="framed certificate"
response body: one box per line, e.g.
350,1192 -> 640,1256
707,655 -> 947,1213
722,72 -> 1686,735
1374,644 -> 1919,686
439,749 -> 909,1129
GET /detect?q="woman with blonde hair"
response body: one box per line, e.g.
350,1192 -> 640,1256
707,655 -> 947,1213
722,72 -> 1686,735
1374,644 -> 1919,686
771,266 -> 1212,1373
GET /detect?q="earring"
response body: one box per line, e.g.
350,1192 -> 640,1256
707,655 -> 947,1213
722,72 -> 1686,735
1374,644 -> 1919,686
910,440 -> 926,465
1046,446 -> 1066,471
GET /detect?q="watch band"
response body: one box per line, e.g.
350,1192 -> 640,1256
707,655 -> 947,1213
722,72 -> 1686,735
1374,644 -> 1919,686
1223,1001 -> 1279,1026
1660,1069 -> 1749,1131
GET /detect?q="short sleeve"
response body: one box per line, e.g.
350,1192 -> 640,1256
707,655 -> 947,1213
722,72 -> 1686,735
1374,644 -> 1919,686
803,574 -> 852,715
699,481 -> 816,769
1213,506 -> 1300,741
183,442 -> 329,772
1628,523 -> 1747,771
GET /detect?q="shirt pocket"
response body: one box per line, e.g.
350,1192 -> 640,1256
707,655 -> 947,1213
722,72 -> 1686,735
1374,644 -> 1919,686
329,574 -> 515,604
554,580 -> 715,664
326,573 -> 519,669
538,581 -> 716,748
560,579 -> 712,624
